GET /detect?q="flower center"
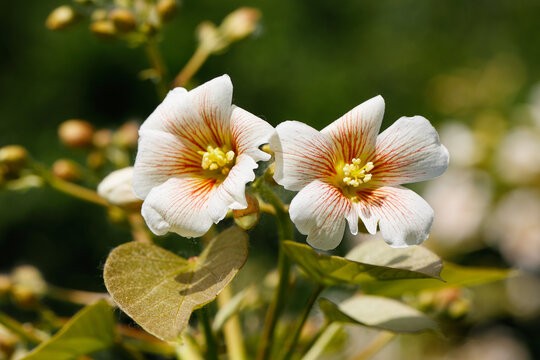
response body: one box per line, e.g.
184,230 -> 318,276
341,158 -> 374,187
198,145 -> 235,175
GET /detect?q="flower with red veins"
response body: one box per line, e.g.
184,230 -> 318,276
270,96 -> 449,250
133,75 -> 274,237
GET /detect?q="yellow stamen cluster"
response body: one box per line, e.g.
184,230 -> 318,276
198,145 -> 235,175
342,158 -> 374,187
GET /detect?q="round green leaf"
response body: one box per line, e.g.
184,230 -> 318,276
319,296 -> 439,333
282,240 -> 442,287
104,227 -> 248,341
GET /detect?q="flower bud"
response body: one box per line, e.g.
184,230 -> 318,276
220,7 -> 261,42
87,151 -> 106,170
58,119 -> 94,148
90,20 -> 117,40
264,162 -> 278,186
11,285 -> 39,308
109,8 -> 137,33
0,145 -> 28,177
97,167 -> 141,207
233,193 -> 260,231
114,121 -> 139,148
156,0 -> 179,21
0,275 -> 12,298
52,159 -> 81,182
196,21 -> 225,52
11,266 -> 46,308
93,129 -> 113,148
91,9 -> 108,22
45,5 -> 78,31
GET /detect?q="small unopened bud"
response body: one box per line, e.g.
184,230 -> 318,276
98,167 -> 141,208
91,9 -> 108,22
46,5 -> 78,31
114,121 -> 139,148
0,275 -> 12,297
90,20 -> 117,40
52,159 -> 81,182
93,129 -> 113,148
264,162 -> 277,186
11,285 -> 39,308
109,8 -> 137,33
196,21 -> 225,52
233,193 -> 260,231
12,266 -> 47,296
448,298 -> 469,319
220,7 -> 261,42
156,0 -> 179,22
0,145 -> 28,177
58,119 -> 94,148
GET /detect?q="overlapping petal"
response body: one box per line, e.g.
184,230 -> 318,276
230,106 -> 274,162
354,186 -> 434,248
141,177 -> 216,237
289,180 -> 354,250
271,121 -> 337,191
207,154 -> 258,222
373,116 -> 450,186
133,129 -> 201,198
321,95 -> 385,162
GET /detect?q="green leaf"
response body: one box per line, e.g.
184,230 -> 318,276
22,300 -> 115,360
362,262 -> 510,297
104,226 -> 249,341
319,296 -> 439,333
282,240 -> 442,287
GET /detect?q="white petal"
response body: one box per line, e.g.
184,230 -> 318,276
133,129 -> 201,198
354,186 -> 434,248
270,121 -> 337,191
207,154 -> 258,222
230,105 -> 275,162
321,95 -> 385,161
141,177 -> 215,238
289,180 -> 353,250
139,75 -> 232,150
374,116 -> 449,185
188,75 -> 233,146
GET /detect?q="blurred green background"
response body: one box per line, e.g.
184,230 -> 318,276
2,0 -> 540,358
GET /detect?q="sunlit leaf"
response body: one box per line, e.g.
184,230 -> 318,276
22,300 -> 115,360
319,295 -> 439,333
362,262 -> 510,297
104,227 -> 249,341
282,240 -> 442,287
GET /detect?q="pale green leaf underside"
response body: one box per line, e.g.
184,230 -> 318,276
319,295 -> 439,333
22,300 -> 115,360
362,262 -> 510,297
104,226 -> 249,341
283,240 -> 442,287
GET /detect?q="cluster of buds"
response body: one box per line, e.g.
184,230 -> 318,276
197,7 -> 261,54
46,0 -> 180,42
416,287 -> 471,320
0,145 -> 28,182
56,118 -> 139,177
0,266 -> 47,309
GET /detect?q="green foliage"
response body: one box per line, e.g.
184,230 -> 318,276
362,263 -> 511,297
212,287 -> 250,332
21,300 -> 115,360
282,240 -> 442,287
319,295 -> 439,333
104,227 -> 249,341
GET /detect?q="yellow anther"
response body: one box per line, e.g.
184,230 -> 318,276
198,145 -> 235,174
341,158 -> 374,187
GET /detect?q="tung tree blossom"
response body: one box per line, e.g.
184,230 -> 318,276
271,96 -> 449,250
133,75 -> 274,237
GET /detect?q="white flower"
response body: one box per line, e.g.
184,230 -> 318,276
270,96 -> 449,250
133,75 -> 274,237
98,167 -> 140,206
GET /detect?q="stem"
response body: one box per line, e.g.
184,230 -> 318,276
127,212 -> 153,243
280,284 -> 324,360
301,323 -> 342,360
254,180 -> 294,360
47,285 -> 112,306
301,320 -> 330,357
0,312 -> 44,344
217,286 -> 247,360
350,331 -> 395,360
172,46 -> 211,88
175,333 -> 204,360
144,39 -> 169,99
199,306 -> 218,360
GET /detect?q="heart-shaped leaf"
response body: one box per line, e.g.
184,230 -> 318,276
282,240 -> 442,287
104,226 -> 248,341
22,300 -> 115,360
319,296 -> 439,333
